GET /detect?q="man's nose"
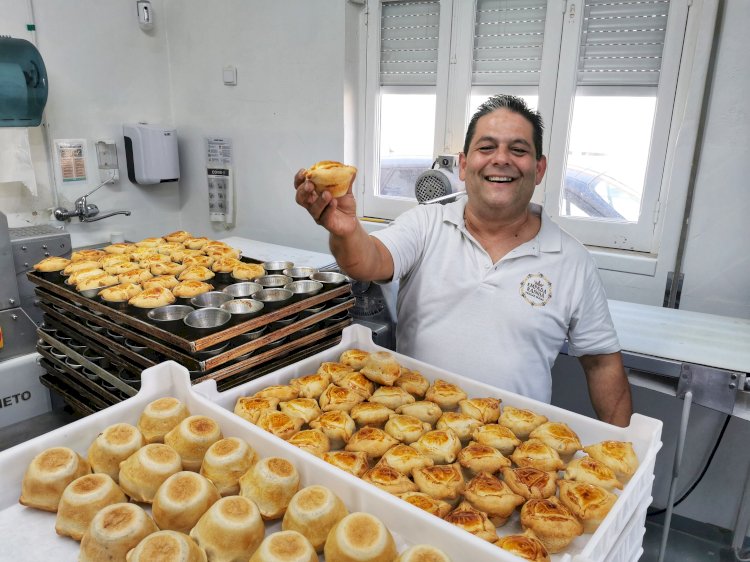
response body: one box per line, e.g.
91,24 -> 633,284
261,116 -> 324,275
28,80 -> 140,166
491,146 -> 511,166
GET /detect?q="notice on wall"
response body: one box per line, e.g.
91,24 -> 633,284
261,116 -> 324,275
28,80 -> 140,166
55,139 -> 88,184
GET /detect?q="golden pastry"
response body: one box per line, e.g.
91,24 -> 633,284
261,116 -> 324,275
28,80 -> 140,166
211,257 -> 243,273
471,423 -> 521,456
135,236 -> 166,247
68,267 -> 106,285
424,380 -> 467,410
199,437 -> 258,496
139,253 -> 172,268
321,450 -> 370,478
345,426 -> 400,459
436,412 -> 483,443
317,361 -> 355,381
279,398 -> 322,424
557,479 -> 617,533
142,274 -> 180,290
183,236 -> 209,250
164,230 -> 192,243
126,530 -> 207,562
129,247 -> 159,262
150,261 -> 186,276
71,248 -> 107,262
103,242 -> 136,254
152,471 -> 221,534
171,280 -> 214,298
368,386 -> 416,410
98,282 -> 143,304
337,371 -> 375,399
305,160 -> 358,199
509,438 -> 566,472
520,497 -> 583,553
249,530 -> 317,562
396,491 -> 452,518
384,414 -> 431,444
128,285 -> 176,308
76,273 -> 119,292
393,367 -> 429,398
118,443 -> 183,503
19,446 -> 91,511
459,397 -> 501,424
63,260 -> 100,275
378,443 -> 434,475
282,485 -> 349,553
362,462 -> 418,495
171,247 -> 205,262
395,545 -> 452,562
309,410 -> 356,449
582,440 -> 639,483
137,396 -> 190,444
234,395 -> 280,424
99,254 -> 132,269
182,254 -> 214,268
117,267 -> 153,284
34,255 -> 71,273
104,261 -> 141,275
287,429 -> 331,456
350,402 -> 395,428
339,349 -> 370,370
529,422 -> 582,462
498,406 -> 548,440
233,262 -> 267,280
495,530 -> 551,562
411,429 -> 463,464
157,241 -> 186,255
239,457 -> 300,520
254,385 -> 300,401
319,383 -> 366,412
190,495 -> 264,562
164,415 -> 223,471
411,463 -> 465,502
360,351 -> 401,386
79,503 -> 158,562
290,372 -> 331,399
87,422 -> 145,481
205,245 -> 240,259
501,466 -> 558,500
457,441 -> 511,475
55,473 -> 127,541
396,400 -> 443,425
462,472 -> 525,526
444,501 -> 498,542
178,265 -> 216,282
564,455 -> 623,491
324,512 -> 397,562
256,409 -> 304,440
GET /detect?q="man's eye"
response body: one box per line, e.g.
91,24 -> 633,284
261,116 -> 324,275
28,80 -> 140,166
511,148 -> 527,155
478,146 -> 494,152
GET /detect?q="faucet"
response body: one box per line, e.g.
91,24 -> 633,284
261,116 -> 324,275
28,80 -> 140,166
54,173 -> 132,223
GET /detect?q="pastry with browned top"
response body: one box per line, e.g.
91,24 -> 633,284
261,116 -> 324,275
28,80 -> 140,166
305,160 -> 358,198
495,530 -> 550,562
463,472 -> 524,525
19,447 -> 91,511
520,497 -> 583,553
444,501 -> 498,542
557,479 -> 617,533
501,466 -> 557,500
282,485 -> 348,553
239,457 -> 300,520
33,256 -> 70,274
128,285 -> 175,308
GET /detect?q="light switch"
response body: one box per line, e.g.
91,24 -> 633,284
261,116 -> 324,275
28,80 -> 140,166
223,65 -> 237,86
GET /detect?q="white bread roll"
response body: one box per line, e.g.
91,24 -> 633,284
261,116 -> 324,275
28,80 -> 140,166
152,471 -> 221,534
55,473 -> 127,541
88,423 -> 145,482
239,457 -> 300,520
125,530 -> 207,562
323,512 -> 397,562
79,502 -> 158,562
190,496 -> 265,562
305,160 -> 357,198
199,437 -> 258,496
281,485 -> 348,553
19,446 -> 91,512
248,530 -> 317,562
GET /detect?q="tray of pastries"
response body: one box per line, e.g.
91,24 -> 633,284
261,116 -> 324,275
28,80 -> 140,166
192,324 -> 663,562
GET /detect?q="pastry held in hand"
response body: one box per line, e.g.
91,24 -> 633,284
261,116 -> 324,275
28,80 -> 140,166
305,160 -> 357,198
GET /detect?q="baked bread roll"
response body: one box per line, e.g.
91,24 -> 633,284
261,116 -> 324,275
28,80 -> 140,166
79,503 -> 158,562
129,247 -> 159,262
104,261 -> 141,276
520,497 -> 583,553
19,446 -> 91,511
199,436 -> 258,496
324,512 -> 397,562
117,267 -> 153,284
350,402 -> 395,428
279,398 -> 322,424
459,397 -> 501,424
379,443 -> 434,475
384,414 -> 431,444
171,247 -> 205,262
34,256 -> 71,273
411,463 -> 465,502
118,443 -> 183,503
557,479 -> 617,533
393,367 -> 429,398
321,450 -> 370,478
436,412 -> 483,443
71,248 -> 107,262
204,245 -> 241,259
55,473 -> 127,540
164,230 -> 192,243
239,457 -> 300,520
126,530 -> 207,562
444,501 -> 498,543
104,242 -> 136,254
183,254 -> 214,268
424,380 -> 467,410
63,259 -> 99,275
344,427 -> 400,459
179,265 -> 216,282
99,282 -> 144,304
138,396 -> 190,444
509,438 -> 566,472
495,530 -> 551,562
317,361 -> 355,381
564,455 -> 623,491
289,372 -> 331,400
338,349 -> 370,370
395,545 -> 452,562
139,253 -> 172,268
287,429 -> 331,456
501,466 -> 558,500
396,401 -> 443,425
360,351 -> 401,386
249,530 -> 317,562
211,257 -> 243,273
305,160 -> 357,198
457,441 -> 511,475
68,267 -> 106,285
309,410 -> 356,449
233,262 -> 267,281
152,471 -> 221,534
369,386 -> 416,410
142,274 -> 180,290
529,422 -> 582,462
363,462 -> 419,495
234,395 -> 280,424
76,273 -> 119,291
471,423 -> 521,456
172,280 -> 214,298
150,261 -> 187,276
129,285 -> 176,308
462,472 -> 524,526
183,236 -> 209,250
256,409 -> 304,440
397,491 -> 451,518
582,440 -> 639,483
135,236 -> 166,248
319,384 -> 366,412
337,372 -> 375,399
164,415 -> 223,471
282,485 -> 349,553
254,385 -> 300,401
87,422 -> 146,481
498,406 -> 548,440
411,429 -> 462,464
157,242 -> 185,256
190,495 -> 264,562
99,254 -> 132,269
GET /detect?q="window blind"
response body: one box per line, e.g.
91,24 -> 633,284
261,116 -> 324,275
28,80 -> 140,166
380,0 -> 441,86
472,0 -> 547,86
578,0 -> 670,86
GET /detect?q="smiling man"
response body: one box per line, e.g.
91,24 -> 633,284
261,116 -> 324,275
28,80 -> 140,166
293,94 -> 632,427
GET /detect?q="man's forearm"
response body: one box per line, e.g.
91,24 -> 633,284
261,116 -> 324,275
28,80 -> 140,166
580,352 -> 633,427
329,224 -> 392,282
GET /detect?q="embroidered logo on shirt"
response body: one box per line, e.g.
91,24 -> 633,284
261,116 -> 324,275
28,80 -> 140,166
520,273 -> 552,307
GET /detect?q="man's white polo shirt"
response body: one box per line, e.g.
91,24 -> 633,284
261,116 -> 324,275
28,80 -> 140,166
371,198 -> 620,403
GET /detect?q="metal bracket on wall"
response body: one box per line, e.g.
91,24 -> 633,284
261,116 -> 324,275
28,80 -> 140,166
676,363 -> 746,415
663,271 -> 684,308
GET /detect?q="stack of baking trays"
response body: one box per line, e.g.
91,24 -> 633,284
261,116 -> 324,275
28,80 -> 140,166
29,257 -> 353,415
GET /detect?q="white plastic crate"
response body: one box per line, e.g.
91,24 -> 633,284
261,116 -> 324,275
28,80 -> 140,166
193,324 -> 663,562
593,495 -> 651,562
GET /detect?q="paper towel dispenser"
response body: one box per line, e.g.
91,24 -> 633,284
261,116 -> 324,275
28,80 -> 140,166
0,37 -> 48,127
123,123 -> 180,185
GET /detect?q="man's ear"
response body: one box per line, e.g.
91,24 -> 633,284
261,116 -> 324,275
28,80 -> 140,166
535,155 -> 547,185
458,152 -> 467,181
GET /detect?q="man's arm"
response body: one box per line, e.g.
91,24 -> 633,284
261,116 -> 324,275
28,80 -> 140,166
578,351 -> 632,427
294,169 -> 394,281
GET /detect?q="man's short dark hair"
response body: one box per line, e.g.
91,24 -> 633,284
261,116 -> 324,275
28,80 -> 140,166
463,95 -> 544,160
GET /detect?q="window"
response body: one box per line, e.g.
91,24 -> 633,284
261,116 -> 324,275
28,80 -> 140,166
361,0 -> 696,255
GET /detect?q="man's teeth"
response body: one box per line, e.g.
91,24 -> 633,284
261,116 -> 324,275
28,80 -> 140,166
486,176 -> 514,183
